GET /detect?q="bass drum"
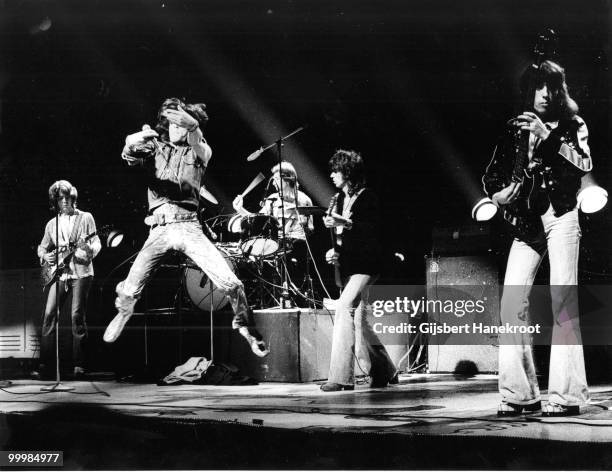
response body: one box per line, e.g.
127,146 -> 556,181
183,254 -> 236,312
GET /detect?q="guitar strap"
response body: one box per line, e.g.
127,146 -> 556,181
334,188 -> 363,241
334,192 -> 343,214
343,188 -> 363,218
68,211 -> 83,245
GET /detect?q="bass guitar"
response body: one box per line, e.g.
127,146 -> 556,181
40,231 -> 97,290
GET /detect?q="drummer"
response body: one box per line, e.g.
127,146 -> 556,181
232,161 -> 314,241
233,162 -> 314,293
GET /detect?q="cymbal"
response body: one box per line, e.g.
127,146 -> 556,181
291,206 -> 327,216
199,186 -> 219,205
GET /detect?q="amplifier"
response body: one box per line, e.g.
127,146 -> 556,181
425,255 -> 500,374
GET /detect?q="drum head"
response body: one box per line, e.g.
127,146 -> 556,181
184,267 -> 230,312
240,238 -> 279,258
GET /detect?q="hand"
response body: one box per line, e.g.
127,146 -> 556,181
492,182 -> 522,206
163,106 -> 198,131
43,252 -> 56,264
232,195 -> 245,213
74,241 -> 93,264
512,112 -> 550,140
325,248 -> 339,266
74,247 -> 91,264
125,128 -> 159,147
323,212 -> 352,229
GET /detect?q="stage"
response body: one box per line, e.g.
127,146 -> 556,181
2,374 -> 612,469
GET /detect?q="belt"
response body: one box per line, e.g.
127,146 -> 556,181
144,213 -> 198,228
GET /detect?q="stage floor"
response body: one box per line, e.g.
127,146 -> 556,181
2,374 -> 612,469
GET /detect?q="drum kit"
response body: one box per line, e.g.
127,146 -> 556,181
184,205 -> 326,313
184,127 -> 329,313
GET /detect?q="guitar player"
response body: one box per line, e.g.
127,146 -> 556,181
34,180 -> 101,380
482,60 -> 592,417
320,149 -> 397,392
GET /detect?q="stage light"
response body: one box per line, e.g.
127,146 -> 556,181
29,17 -> 52,35
106,229 -> 124,248
577,173 -> 608,214
98,225 -> 124,248
471,196 -> 498,222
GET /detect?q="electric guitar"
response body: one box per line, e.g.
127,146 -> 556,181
40,231 -> 97,290
327,194 -> 343,289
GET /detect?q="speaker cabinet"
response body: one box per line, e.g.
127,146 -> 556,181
226,308 -> 408,382
0,269 -> 46,359
227,308 -> 333,382
425,256 -> 500,373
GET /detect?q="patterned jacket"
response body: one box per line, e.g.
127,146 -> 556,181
482,115 -> 592,218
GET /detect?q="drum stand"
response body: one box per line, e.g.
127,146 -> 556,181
300,251 -> 316,309
292,186 -> 317,309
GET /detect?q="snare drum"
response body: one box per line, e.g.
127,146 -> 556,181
239,214 -> 279,257
183,254 -> 235,312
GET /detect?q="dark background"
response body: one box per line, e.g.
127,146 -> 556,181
1,0 -> 611,284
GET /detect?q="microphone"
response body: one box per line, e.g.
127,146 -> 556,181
203,220 -> 218,241
246,147 -> 263,162
142,124 -> 161,152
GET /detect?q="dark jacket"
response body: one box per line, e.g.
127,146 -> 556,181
333,188 -> 382,278
482,115 -> 592,218
122,140 -> 206,212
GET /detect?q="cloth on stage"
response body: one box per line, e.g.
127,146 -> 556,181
159,357 -> 258,386
160,357 -> 213,385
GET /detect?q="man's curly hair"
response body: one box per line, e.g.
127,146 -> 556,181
329,149 -> 366,195
155,97 -> 209,142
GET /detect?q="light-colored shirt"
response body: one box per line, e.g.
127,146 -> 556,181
261,190 -> 314,240
37,210 -> 101,280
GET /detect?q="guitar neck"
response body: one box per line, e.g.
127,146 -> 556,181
511,129 -> 530,182
48,231 -> 98,264
327,194 -> 343,289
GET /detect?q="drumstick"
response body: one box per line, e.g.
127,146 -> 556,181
240,172 -> 266,197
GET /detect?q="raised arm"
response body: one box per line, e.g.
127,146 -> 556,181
163,106 -> 212,166
121,128 -> 158,166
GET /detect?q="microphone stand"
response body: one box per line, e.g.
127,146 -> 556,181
41,208 -> 74,392
247,126 -> 306,309
275,139 -> 292,309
